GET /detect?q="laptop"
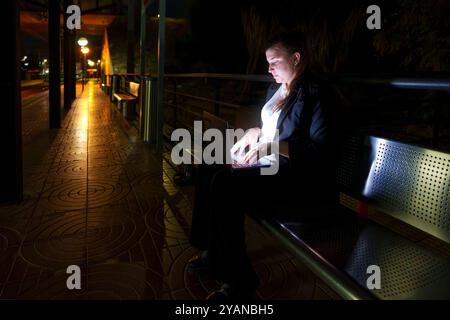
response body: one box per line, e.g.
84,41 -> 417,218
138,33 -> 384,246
202,111 -> 270,171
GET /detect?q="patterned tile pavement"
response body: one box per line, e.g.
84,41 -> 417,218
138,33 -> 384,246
0,80 -> 333,300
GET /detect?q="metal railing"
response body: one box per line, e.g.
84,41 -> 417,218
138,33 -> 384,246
101,73 -> 450,149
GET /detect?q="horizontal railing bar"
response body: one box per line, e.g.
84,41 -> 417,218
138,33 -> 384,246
165,90 -> 241,109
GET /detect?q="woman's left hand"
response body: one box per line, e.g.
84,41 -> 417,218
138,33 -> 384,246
243,142 -> 273,164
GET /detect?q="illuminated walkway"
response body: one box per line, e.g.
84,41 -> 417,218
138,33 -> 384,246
0,81 -> 325,299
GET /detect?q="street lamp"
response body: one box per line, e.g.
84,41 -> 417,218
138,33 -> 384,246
77,37 -> 88,47
81,46 -> 89,90
77,37 -> 89,90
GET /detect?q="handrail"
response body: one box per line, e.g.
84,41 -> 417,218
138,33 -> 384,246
390,79 -> 450,90
320,74 -> 450,90
259,219 -> 376,300
165,90 -> 241,109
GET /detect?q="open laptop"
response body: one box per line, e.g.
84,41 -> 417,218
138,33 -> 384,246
202,111 -> 270,171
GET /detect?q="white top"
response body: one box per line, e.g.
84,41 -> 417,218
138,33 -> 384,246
259,84 -> 287,164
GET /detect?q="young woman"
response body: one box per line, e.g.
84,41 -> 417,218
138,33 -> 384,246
188,32 -> 334,300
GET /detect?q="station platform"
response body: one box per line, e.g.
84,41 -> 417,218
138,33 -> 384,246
0,80 -> 322,300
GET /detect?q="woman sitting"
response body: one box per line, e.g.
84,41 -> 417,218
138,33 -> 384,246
188,31 -> 335,300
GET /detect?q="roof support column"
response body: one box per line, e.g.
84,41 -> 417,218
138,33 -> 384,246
0,0 -> 23,203
64,0 -> 76,108
49,0 -> 61,128
156,0 -> 165,151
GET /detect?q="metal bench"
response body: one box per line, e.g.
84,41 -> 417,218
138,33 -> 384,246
252,134 -> 450,299
113,81 -> 140,120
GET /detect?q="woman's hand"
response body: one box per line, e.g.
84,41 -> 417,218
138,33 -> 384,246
243,141 -> 278,164
230,127 -> 261,155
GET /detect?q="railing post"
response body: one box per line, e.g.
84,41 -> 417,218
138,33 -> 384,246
141,77 -> 158,144
156,0 -> 166,151
111,75 -> 117,102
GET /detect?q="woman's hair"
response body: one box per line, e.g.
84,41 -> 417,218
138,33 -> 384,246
265,32 -> 308,111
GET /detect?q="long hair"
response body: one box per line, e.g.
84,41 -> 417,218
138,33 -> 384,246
265,32 -> 309,112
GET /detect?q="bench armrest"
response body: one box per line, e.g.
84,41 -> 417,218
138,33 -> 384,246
258,218 -> 376,300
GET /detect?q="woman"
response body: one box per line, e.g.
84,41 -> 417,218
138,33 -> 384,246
188,32 -> 334,300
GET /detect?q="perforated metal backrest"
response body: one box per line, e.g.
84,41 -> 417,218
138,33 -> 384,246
362,136 -> 450,244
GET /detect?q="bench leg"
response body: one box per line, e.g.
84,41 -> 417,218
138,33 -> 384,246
127,102 -> 136,121
122,101 -> 136,121
122,102 -> 127,118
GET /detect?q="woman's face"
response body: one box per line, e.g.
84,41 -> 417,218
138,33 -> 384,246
265,45 -> 300,85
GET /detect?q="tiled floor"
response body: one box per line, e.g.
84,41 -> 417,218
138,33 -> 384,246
0,80 -> 319,300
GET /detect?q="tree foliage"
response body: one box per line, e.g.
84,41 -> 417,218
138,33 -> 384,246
373,0 -> 450,72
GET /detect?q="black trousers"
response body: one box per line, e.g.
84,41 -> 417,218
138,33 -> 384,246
190,163 -> 294,291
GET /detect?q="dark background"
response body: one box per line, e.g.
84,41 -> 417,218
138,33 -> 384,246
179,0 -> 450,74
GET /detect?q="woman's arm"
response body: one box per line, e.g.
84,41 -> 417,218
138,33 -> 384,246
251,127 -> 261,136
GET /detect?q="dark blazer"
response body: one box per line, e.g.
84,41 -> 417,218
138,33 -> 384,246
265,80 -> 334,173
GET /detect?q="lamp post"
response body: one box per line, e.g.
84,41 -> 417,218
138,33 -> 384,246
80,46 -> 89,91
77,37 -> 89,91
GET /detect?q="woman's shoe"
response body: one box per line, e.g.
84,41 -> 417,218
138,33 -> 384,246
206,283 -> 231,300
186,251 -> 209,273
173,171 -> 194,186
206,283 -> 258,300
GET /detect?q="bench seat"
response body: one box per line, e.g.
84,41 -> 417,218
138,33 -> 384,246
254,203 -> 450,300
112,81 -> 140,120
113,92 -> 138,102
250,134 -> 450,300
